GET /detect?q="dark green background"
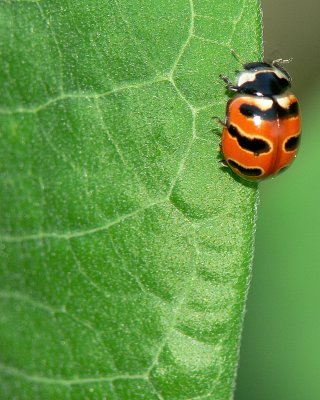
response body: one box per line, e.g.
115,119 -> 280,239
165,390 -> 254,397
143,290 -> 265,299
236,0 -> 320,398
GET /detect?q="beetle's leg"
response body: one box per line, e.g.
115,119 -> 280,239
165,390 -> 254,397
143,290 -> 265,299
217,140 -> 227,162
212,116 -> 227,128
219,158 -> 228,167
219,74 -> 239,92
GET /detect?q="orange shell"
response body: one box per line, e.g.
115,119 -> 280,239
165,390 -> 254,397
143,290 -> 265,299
221,93 -> 301,181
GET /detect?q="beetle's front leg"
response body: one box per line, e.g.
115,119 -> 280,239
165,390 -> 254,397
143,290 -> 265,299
219,74 -> 239,92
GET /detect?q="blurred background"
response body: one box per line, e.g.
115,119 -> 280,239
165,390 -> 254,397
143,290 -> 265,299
235,1 -> 320,399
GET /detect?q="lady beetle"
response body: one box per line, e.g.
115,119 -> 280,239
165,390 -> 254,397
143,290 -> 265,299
219,61 -> 301,181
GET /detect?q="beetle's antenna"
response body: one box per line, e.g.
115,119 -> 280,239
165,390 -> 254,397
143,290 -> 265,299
230,49 -> 245,65
272,58 -> 293,65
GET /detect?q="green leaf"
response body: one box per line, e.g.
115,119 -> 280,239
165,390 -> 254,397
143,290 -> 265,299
0,1 -> 262,399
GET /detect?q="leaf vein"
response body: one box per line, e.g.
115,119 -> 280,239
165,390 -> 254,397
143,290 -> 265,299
169,0 -> 195,77
0,76 -> 168,115
0,199 -> 165,242
0,290 -> 61,314
0,363 -> 147,385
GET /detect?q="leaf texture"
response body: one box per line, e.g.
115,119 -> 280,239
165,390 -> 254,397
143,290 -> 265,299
0,0 -> 262,399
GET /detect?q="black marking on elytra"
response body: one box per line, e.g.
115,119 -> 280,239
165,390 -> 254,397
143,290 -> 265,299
239,71 -> 290,96
285,134 -> 300,152
239,101 -> 299,121
227,159 -> 263,177
283,101 -> 299,118
228,124 -> 271,155
239,103 -> 276,120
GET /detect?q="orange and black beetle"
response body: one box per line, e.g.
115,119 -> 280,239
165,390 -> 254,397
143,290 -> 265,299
219,61 -> 301,181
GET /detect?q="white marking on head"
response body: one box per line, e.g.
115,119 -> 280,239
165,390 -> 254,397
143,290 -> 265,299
272,67 -> 290,82
237,66 -> 290,88
237,71 -> 256,86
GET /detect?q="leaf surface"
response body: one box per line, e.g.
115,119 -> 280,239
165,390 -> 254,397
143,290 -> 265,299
0,0 -> 262,399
